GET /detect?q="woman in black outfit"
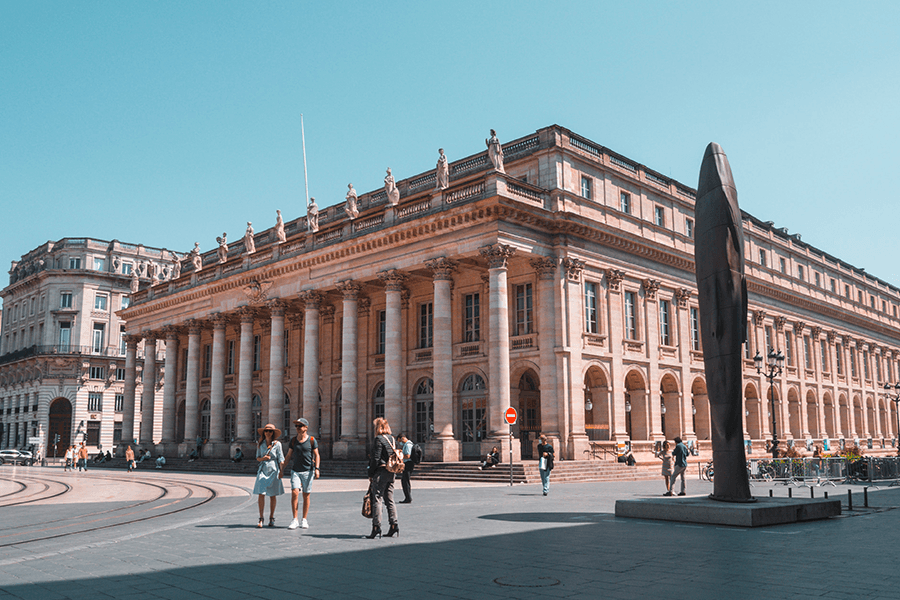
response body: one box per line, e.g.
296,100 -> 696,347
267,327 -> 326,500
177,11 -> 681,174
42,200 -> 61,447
367,417 -> 399,539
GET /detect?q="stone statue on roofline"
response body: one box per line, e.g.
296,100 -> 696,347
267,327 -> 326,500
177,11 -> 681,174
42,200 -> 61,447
189,242 -> 202,272
274,210 -> 286,243
130,268 -> 139,293
307,198 -> 319,233
345,183 -> 359,220
385,168 -> 400,206
243,222 -> 256,254
436,148 -> 449,190
216,233 -> 228,263
171,254 -> 182,279
486,129 -> 505,173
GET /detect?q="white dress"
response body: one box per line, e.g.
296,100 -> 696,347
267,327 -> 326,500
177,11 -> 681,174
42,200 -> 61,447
252,441 -> 285,496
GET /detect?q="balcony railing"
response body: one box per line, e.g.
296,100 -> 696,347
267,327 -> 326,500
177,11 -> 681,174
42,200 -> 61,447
0,345 -> 128,366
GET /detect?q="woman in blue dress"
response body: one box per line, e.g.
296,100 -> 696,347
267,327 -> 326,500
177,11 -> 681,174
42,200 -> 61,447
253,423 -> 285,527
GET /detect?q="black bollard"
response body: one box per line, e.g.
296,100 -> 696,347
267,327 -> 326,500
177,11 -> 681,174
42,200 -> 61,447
825,491 -> 828,499
810,488 -> 814,498
788,488 -> 793,498
769,489 -> 773,497
848,490 -> 853,510
864,487 -> 869,508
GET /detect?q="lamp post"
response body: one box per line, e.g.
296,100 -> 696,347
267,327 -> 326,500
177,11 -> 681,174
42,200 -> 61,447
882,383 -> 900,453
755,349 -> 785,458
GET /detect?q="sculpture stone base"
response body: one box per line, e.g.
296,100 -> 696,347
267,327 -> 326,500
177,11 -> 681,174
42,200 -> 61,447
426,437 -> 460,462
332,439 -> 367,460
615,496 -> 840,527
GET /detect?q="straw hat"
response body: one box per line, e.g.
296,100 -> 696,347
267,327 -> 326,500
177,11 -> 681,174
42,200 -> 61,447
257,423 -> 282,439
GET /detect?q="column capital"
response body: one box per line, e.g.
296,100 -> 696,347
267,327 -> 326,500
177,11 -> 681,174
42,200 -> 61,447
674,287 -> 692,308
298,289 -> 324,310
793,321 -> 806,335
236,306 -> 257,324
336,280 -> 362,300
480,243 -> 516,269
642,278 -> 660,299
530,256 -> 556,280
378,269 -> 407,292
184,319 -> 204,335
160,325 -> 182,340
400,288 -> 411,310
605,268 -> 625,292
123,334 -> 142,347
210,312 -> 229,329
752,309 -> 767,327
856,338 -> 865,350
773,315 -> 787,331
320,304 -> 336,323
827,330 -> 837,344
810,325 -> 822,339
266,298 -> 287,317
143,332 -> 158,344
425,257 -> 458,281
358,297 -> 371,316
562,257 -> 585,282
287,313 -> 304,329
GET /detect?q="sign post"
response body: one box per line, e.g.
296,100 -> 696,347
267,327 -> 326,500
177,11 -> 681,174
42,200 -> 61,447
505,408 -> 517,487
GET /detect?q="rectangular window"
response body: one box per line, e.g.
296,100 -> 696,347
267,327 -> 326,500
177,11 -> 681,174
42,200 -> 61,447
115,394 -> 124,412
690,307 -> 700,351
581,176 -> 592,199
820,340 -> 829,372
69,257 -> 81,269
181,348 -> 189,381
624,291 -> 637,340
815,272 -> 820,287
759,249 -> 767,267
863,350 -> 870,380
745,340 -> 751,359
765,326 -> 773,353
798,265 -> 804,281
227,340 -> 235,375
94,294 -> 108,311
253,335 -> 261,371
858,290 -> 863,303
882,300 -> 887,313
116,367 -> 126,380
113,422 -> 122,443
845,284 -> 850,298
876,354 -> 882,382
92,323 -> 105,353
685,218 -> 694,239
654,206 -> 665,227
850,346 -> 857,378
659,300 -> 671,346
804,336 -> 812,369
94,257 -> 105,272
60,292 -> 73,308
830,279 -> 836,294
835,343 -> 843,375
284,329 -> 290,366
90,364 -> 105,379
58,322 -> 71,348
620,191 -> 631,214
464,294 -> 480,342
780,258 -> 786,274
584,283 -> 598,334
785,331 -> 794,366
122,262 -> 132,275
515,284 -> 534,336
870,296 -> 876,309
203,344 -> 212,378
377,311 -> 386,354
418,302 -> 434,348
86,421 -> 100,446
121,295 -> 130,309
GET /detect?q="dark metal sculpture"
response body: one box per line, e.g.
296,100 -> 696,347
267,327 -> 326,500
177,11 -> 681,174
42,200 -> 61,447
694,143 -> 754,502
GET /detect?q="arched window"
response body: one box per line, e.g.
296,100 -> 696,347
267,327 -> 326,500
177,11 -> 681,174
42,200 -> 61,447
415,378 -> 434,443
251,394 -> 262,433
200,399 -> 210,440
224,397 -> 236,442
460,374 -> 487,450
373,383 -> 385,420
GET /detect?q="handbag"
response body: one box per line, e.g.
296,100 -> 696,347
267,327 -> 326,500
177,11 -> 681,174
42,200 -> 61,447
384,435 -> 405,474
362,488 -> 373,519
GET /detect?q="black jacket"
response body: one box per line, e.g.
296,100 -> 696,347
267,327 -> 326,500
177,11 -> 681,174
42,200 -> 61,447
368,434 -> 395,477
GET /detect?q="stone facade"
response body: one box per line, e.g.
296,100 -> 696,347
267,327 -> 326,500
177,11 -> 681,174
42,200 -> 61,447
0,238 -> 179,456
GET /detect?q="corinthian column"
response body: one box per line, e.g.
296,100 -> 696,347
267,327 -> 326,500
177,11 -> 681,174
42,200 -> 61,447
184,320 -> 202,443
426,257 -> 458,461
161,326 -> 179,446
299,291 -> 321,435
480,244 -> 515,458
267,300 -> 286,427
379,269 -> 406,432
121,334 -> 140,446
236,307 -> 255,441
209,314 -> 228,446
140,335 -> 158,445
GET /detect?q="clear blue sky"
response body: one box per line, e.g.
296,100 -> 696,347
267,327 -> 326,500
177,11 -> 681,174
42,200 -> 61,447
2,2 -> 899,306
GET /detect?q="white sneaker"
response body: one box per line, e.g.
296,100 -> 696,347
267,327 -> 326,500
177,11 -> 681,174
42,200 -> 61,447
288,519 -> 300,530
300,518 -> 309,529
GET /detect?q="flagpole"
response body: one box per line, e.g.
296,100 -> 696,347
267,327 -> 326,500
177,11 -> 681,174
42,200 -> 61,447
301,114 -> 310,205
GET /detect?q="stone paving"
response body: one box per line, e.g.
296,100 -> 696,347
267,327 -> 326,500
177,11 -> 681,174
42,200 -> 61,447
1,466 -> 898,599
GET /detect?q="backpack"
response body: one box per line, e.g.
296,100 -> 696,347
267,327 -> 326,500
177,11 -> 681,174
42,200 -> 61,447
411,443 -> 424,465
384,436 -> 405,474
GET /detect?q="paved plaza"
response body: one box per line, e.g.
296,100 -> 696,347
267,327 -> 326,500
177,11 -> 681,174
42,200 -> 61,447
1,466 -> 898,599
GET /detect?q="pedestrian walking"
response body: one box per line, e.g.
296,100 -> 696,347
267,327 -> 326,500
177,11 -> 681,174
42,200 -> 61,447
537,434 -> 554,496
669,436 -> 689,496
366,418 -> 399,539
77,442 -> 89,472
654,441 -> 673,494
195,435 -> 203,459
64,445 -> 75,471
125,445 -> 136,472
398,433 -> 414,503
253,423 -> 285,528
280,417 -> 319,530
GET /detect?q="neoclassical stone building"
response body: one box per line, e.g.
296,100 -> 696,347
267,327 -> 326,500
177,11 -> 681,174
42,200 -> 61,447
0,238 -> 180,455
117,125 -> 900,461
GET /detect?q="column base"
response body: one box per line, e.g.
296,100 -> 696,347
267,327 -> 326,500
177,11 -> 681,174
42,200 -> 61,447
332,439 -> 367,460
426,437 -> 460,462
490,435 -> 521,463
567,433 -> 590,461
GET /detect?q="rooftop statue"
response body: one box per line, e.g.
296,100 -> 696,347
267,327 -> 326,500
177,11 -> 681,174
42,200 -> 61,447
694,142 -> 752,503
435,148 -> 449,190
485,129 -> 504,173
385,168 -> 400,206
171,253 -> 182,279
307,198 -> 319,233
216,233 -> 228,264
274,210 -> 286,243
243,222 -> 256,254
130,268 -> 139,293
189,242 -> 202,272
345,184 -> 359,220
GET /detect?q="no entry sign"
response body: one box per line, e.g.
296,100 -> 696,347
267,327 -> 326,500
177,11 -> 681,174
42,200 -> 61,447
505,407 -> 517,424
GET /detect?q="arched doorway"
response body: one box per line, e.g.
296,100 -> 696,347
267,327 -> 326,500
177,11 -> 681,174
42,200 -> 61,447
625,369 -> 648,440
691,378 -> 710,441
224,397 -> 236,442
788,388 -> 801,440
660,373 -> 681,440
852,395 -> 863,439
866,396 -> 876,439
806,390 -> 819,438
517,371 -> 540,459
459,373 -> 486,460
584,365 -> 609,441
200,399 -> 210,440
47,397 -> 72,457
823,393 -> 836,439
745,383 -> 761,441
413,378 -> 434,444
839,394 -> 850,439
251,394 -> 262,433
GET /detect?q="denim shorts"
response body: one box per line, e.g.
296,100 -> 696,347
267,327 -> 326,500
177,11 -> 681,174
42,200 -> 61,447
290,470 -> 314,493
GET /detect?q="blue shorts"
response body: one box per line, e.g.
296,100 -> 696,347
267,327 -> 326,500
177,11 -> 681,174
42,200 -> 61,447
290,470 -> 314,493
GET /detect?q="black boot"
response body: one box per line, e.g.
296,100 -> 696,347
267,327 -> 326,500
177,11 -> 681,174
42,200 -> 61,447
366,525 -> 382,539
385,524 -> 399,538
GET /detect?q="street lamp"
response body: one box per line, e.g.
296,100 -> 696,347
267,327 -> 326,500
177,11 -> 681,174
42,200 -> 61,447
755,349 -> 785,458
882,383 -> 900,452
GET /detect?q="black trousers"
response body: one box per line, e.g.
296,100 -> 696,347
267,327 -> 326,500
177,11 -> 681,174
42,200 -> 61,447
400,462 -> 414,500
